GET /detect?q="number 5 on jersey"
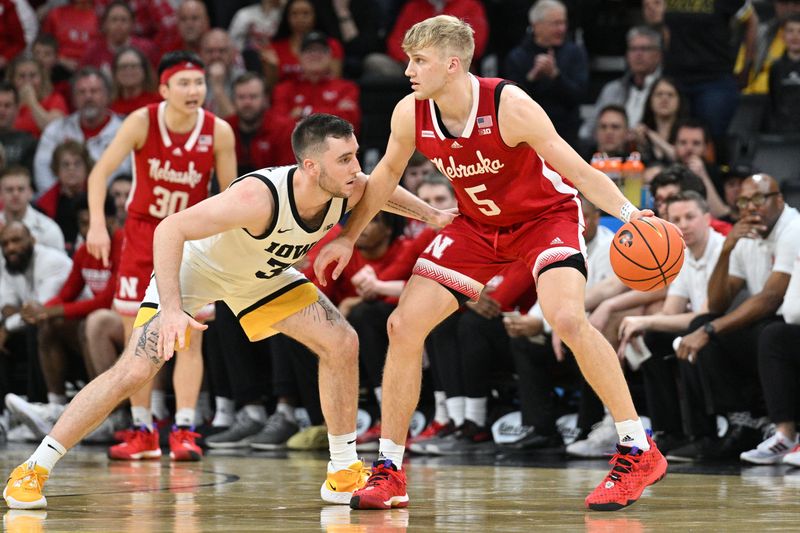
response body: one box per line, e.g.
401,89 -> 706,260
464,184 -> 501,216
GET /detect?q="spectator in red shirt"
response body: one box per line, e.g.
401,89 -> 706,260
37,140 -> 92,256
32,34 -> 73,111
80,1 -> 161,74
160,0 -> 210,55
226,73 -> 294,175
41,0 -> 99,72
109,47 -> 160,116
271,32 -> 360,132
6,54 -> 68,137
94,0 -> 177,50
262,0 -> 344,87
0,0 -> 25,71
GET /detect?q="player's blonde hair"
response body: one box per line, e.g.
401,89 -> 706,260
401,15 -> 475,71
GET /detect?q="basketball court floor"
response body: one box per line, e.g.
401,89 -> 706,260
2,443 -> 798,532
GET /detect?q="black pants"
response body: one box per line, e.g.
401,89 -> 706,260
0,326 -> 46,410
425,313 -> 464,398
204,301 -> 270,405
642,330 -> 686,436
758,321 -> 800,424
457,310 -> 512,398
270,334 -> 324,425
346,300 -> 395,391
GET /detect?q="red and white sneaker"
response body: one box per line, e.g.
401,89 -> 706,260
585,433 -> 667,511
350,459 -> 409,510
169,426 -> 203,462
108,427 -> 161,460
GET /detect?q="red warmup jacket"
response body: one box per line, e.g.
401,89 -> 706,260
271,77 -> 361,133
225,112 -> 296,170
386,0 -> 489,63
45,229 -> 123,320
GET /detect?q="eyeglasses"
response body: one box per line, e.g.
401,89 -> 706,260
735,192 -> 780,209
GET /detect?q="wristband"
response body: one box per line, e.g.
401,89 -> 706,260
619,201 -> 636,223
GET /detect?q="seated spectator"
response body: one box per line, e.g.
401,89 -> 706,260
672,120 -> 730,219
271,32 -> 361,132
642,0 -> 666,34
632,76 -> 688,165
201,29 -> 245,119
6,54 -> 68,137
767,14 -> 800,133
37,140 -> 92,255
617,191 -> 725,452
228,0 -> 284,54
0,222 -> 71,408
0,166 -> 65,251
720,162 -> 752,223
160,0 -> 209,55
741,245 -> 800,465
0,0 -> 26,71
227,73 -> 294,175
669,173 -> 800,462
80,1 -> 160,75
649,164 -> 732,235
503,0 -> 588,148
31,34 -> 73,108
322,0 -> 382,79
3,195 -> 122,440
94,0 -> 177,53
263,0 -> 344,87
34,68 -> 129,195
108,174 -> 131,227
579,26 -> 663,144
40,0 -> 99,73
365,0 -> 488,79
0,82 -> 37,172
400,152 -> 436,238
590,105 -> 632,158
109,47 -> 160,116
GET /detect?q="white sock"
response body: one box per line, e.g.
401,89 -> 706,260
465,397 -> 487,427
131,406 -> 153,430
151,390 -> 169,420
378,438 -> 405,469
213,397 -> 235,427
275,402 -> 296,423
328,431 -> 358,471
47,393 -> 67,405
433,391 -> 449,425
27,435 -> 66,473
615,418 -> 650,451
374,387 -> 382,406
175,408 -> 195,428
244,404 -> 267,424
446,396 -> 466,426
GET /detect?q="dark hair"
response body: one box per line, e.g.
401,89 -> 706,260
418,171 -> 453,193
786,13 -> 800,26
112,47 -> 156,97
408,150 -> 430,168
675,118 -> 710,145
0,81 -> 18,104
642,77 -> 688,143
597,104 -> 629,127
158,51 -> 205,79
101,0 -> 134,24
6,53 -> 52,100
275,0 -> 330,40
32,33 -> 58,51
0,165 -> 33,186
71,67 -> 112,97
649,164 -> 707,197
665,189 -> 709,214
50,140 -> 94,177
74,192 -> 116,217
110,173 -> 132,186
232,72 -> 266,91
373,211 -> 406,243
291,113 -> 354,162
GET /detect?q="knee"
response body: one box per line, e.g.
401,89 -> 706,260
318,324 -> 359,364
549,310 -> 584,344
387,309 -> 410,342
85,309 -> 118,336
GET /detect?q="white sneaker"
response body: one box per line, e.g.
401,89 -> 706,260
565,414 -> 617,458
6,423 -> 36,442
740,432 -> 798,464
783,445 -> 800,467
5,395 -> 65,440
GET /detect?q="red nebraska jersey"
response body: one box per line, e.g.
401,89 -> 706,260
128,102 -> 216,221
415,75 -> 578,227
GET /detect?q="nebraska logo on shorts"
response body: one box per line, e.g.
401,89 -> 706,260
423,234 -> 454,260
119,276 -> 139,299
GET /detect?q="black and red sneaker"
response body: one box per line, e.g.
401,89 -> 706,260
350,459 -> 409,510
585,432 -> 667,511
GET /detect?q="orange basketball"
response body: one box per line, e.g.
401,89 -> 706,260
609,218 -> 685,291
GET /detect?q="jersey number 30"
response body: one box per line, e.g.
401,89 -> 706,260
464,184 -> 501,216
149,186 -> 190,218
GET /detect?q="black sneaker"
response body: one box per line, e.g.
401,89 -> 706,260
665,436 -> 719,462
425,420 -> 495,455
250,412 -> 299,450
718,424 -> 763,459
652,432 -> 689,455
502,427 -> 563,451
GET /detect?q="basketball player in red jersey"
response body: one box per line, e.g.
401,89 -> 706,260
315,16 -> 668,511
85,51 -> 236,462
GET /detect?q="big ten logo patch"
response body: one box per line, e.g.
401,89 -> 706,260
423,234 -> 454,260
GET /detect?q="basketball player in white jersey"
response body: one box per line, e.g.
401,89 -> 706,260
4,113 -> 454,510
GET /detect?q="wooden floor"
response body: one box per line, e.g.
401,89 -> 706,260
2,444 -> 799,532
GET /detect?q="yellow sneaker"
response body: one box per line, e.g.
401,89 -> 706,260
3,464 -> 48,509
320,460 -> 371,504
3,509 -> 47,533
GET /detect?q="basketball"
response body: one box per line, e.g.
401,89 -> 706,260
609,218 -> 685,291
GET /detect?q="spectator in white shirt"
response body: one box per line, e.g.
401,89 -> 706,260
0,166 -> 65,251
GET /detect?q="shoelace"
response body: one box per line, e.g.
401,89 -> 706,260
365,464 -> 394,487
15,470 -> 45,491
605,448 -> 641,484
174,429 -> 200,442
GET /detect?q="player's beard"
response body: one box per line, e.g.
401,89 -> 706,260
318,166 -> 350,199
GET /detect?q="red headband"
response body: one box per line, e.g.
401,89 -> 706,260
159,62 -> 205,85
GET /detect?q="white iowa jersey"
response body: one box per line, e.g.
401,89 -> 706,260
183,165 -> 347,289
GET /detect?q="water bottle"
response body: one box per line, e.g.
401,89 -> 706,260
622,152 -> 644,207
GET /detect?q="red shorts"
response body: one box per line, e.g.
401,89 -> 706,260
114,216 -> 158,316
413,203 -> 586,301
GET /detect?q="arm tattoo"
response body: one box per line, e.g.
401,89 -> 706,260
134,313 -> 164,367
385,200 -> 428,222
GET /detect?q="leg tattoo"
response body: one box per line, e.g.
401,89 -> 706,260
135,313 -> 163,367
